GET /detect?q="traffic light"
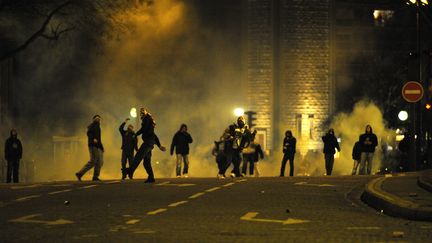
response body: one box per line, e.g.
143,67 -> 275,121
244,111 -> 257,128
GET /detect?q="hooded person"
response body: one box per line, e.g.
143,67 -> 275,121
359,124 -> 378,175
170,124 -> 193,178
4,129 -> 23,183
322,128 -> 340,176
280,130 -> 296,177
75,115 -> 104,181
226,116 -> 251,177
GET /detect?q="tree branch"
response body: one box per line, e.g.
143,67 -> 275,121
0,0 -> 73,62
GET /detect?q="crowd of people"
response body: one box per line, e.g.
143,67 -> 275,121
3,108 -> 383,183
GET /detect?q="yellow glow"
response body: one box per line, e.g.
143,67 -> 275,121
234,108 -> 244,117
373,10 -> 380,20
130,107 -> 137,118
426,103 -> 431,110
421,0 -> 429,5
409,0 -> 416,3
396,135 -> 405,142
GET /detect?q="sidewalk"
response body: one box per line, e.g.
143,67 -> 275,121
361,170 -> 432,221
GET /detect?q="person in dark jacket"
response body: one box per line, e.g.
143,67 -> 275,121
127,108 -> 166,183
76,115 -> 104,181
351,141 -> 361,175
398,132 -> 410,172
241,131 -> 264,177
119,118 -> 138,180
322,128 -> 340,176
280,130 -> 296,177
4,129 -> 23,183
359,124 -> 378,175
170,124 -> 193,178
213,128 -> 230,179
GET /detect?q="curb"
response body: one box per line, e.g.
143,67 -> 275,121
361,177 -> 432,221
418,172 -> 432,193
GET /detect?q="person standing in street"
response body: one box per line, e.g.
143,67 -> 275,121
76,115 -> 104,181
170,124 -> 193,178
119,118 -> 138,180
241,131 -> 264,177
359,124 -> 378,175
351,141 -> 361,175
4,129 -> 23,183
322,128 -> 340,176
280,130 -> 296,177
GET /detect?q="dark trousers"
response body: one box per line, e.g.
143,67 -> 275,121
230,150 -> 242,177
121,150 -> 134,177
280,153 -> 294,177
242,153 -> 254,175
129,143 -> 154,179
325,154 -> 334,176
216,153 -> 227,175
7,159 -> 19,183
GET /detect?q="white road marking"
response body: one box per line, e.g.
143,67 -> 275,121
241,212 -> 310,225
126,219 -> 140,225
346,226 -> 381,230
168,201 -> 188,207
236,179 -> 247,182
189,192 -> 205,199
294,182 -> 335,187
15,195 -> 41,202
104,180 -> 120,184
156,181 -> 195,187
11,184 -> 41,189
147,208 -> 167,215
79,185 -> 97,189
133,229 -> 156,234
9,214 -> 73,225
222,182 -> 235,187
51,184 -> 72,187
48,189 -> 72,195
205,187 -> 221,192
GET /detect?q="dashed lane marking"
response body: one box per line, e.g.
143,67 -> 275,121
294,182 -> 335,187
236,179 -> 247,182
420,225 -> 432,229
48,189 -> 72,195
79,185 -> 98,189
189,192 -> 205,199
15,195 -> 41,202
205,187 -> 221,192
9,214 -> 74,225
133,229 -> 156,234
155,181 -> 195,187
222,182 -> 235,187
104,180 -> 120,184
168,201 -> 188,207
10,184 -> 42,189
147,208 -> 167,215
346,227 -> 381,230
126,219 -> 140,225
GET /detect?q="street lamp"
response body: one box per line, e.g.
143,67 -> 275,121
234,107 -> 245,117
130,107 -> 137,118
398,110 -> 409,121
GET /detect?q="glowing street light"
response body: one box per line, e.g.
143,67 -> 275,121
130,107 -> 137,118
234,107 -> 245,117
398,110 -> 408,121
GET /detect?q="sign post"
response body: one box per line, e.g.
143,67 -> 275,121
402,81 -> 424,171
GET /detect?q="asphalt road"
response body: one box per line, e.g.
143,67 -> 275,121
0,176 -> 431,242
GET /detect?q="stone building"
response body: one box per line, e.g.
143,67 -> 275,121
244,0 -> 417,154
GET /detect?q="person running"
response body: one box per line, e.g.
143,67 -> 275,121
170,124 -> 193,178
76,115 -> 104,181
127,108 -> 166,183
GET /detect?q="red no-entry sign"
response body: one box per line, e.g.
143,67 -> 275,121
402,81 -> 424,103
